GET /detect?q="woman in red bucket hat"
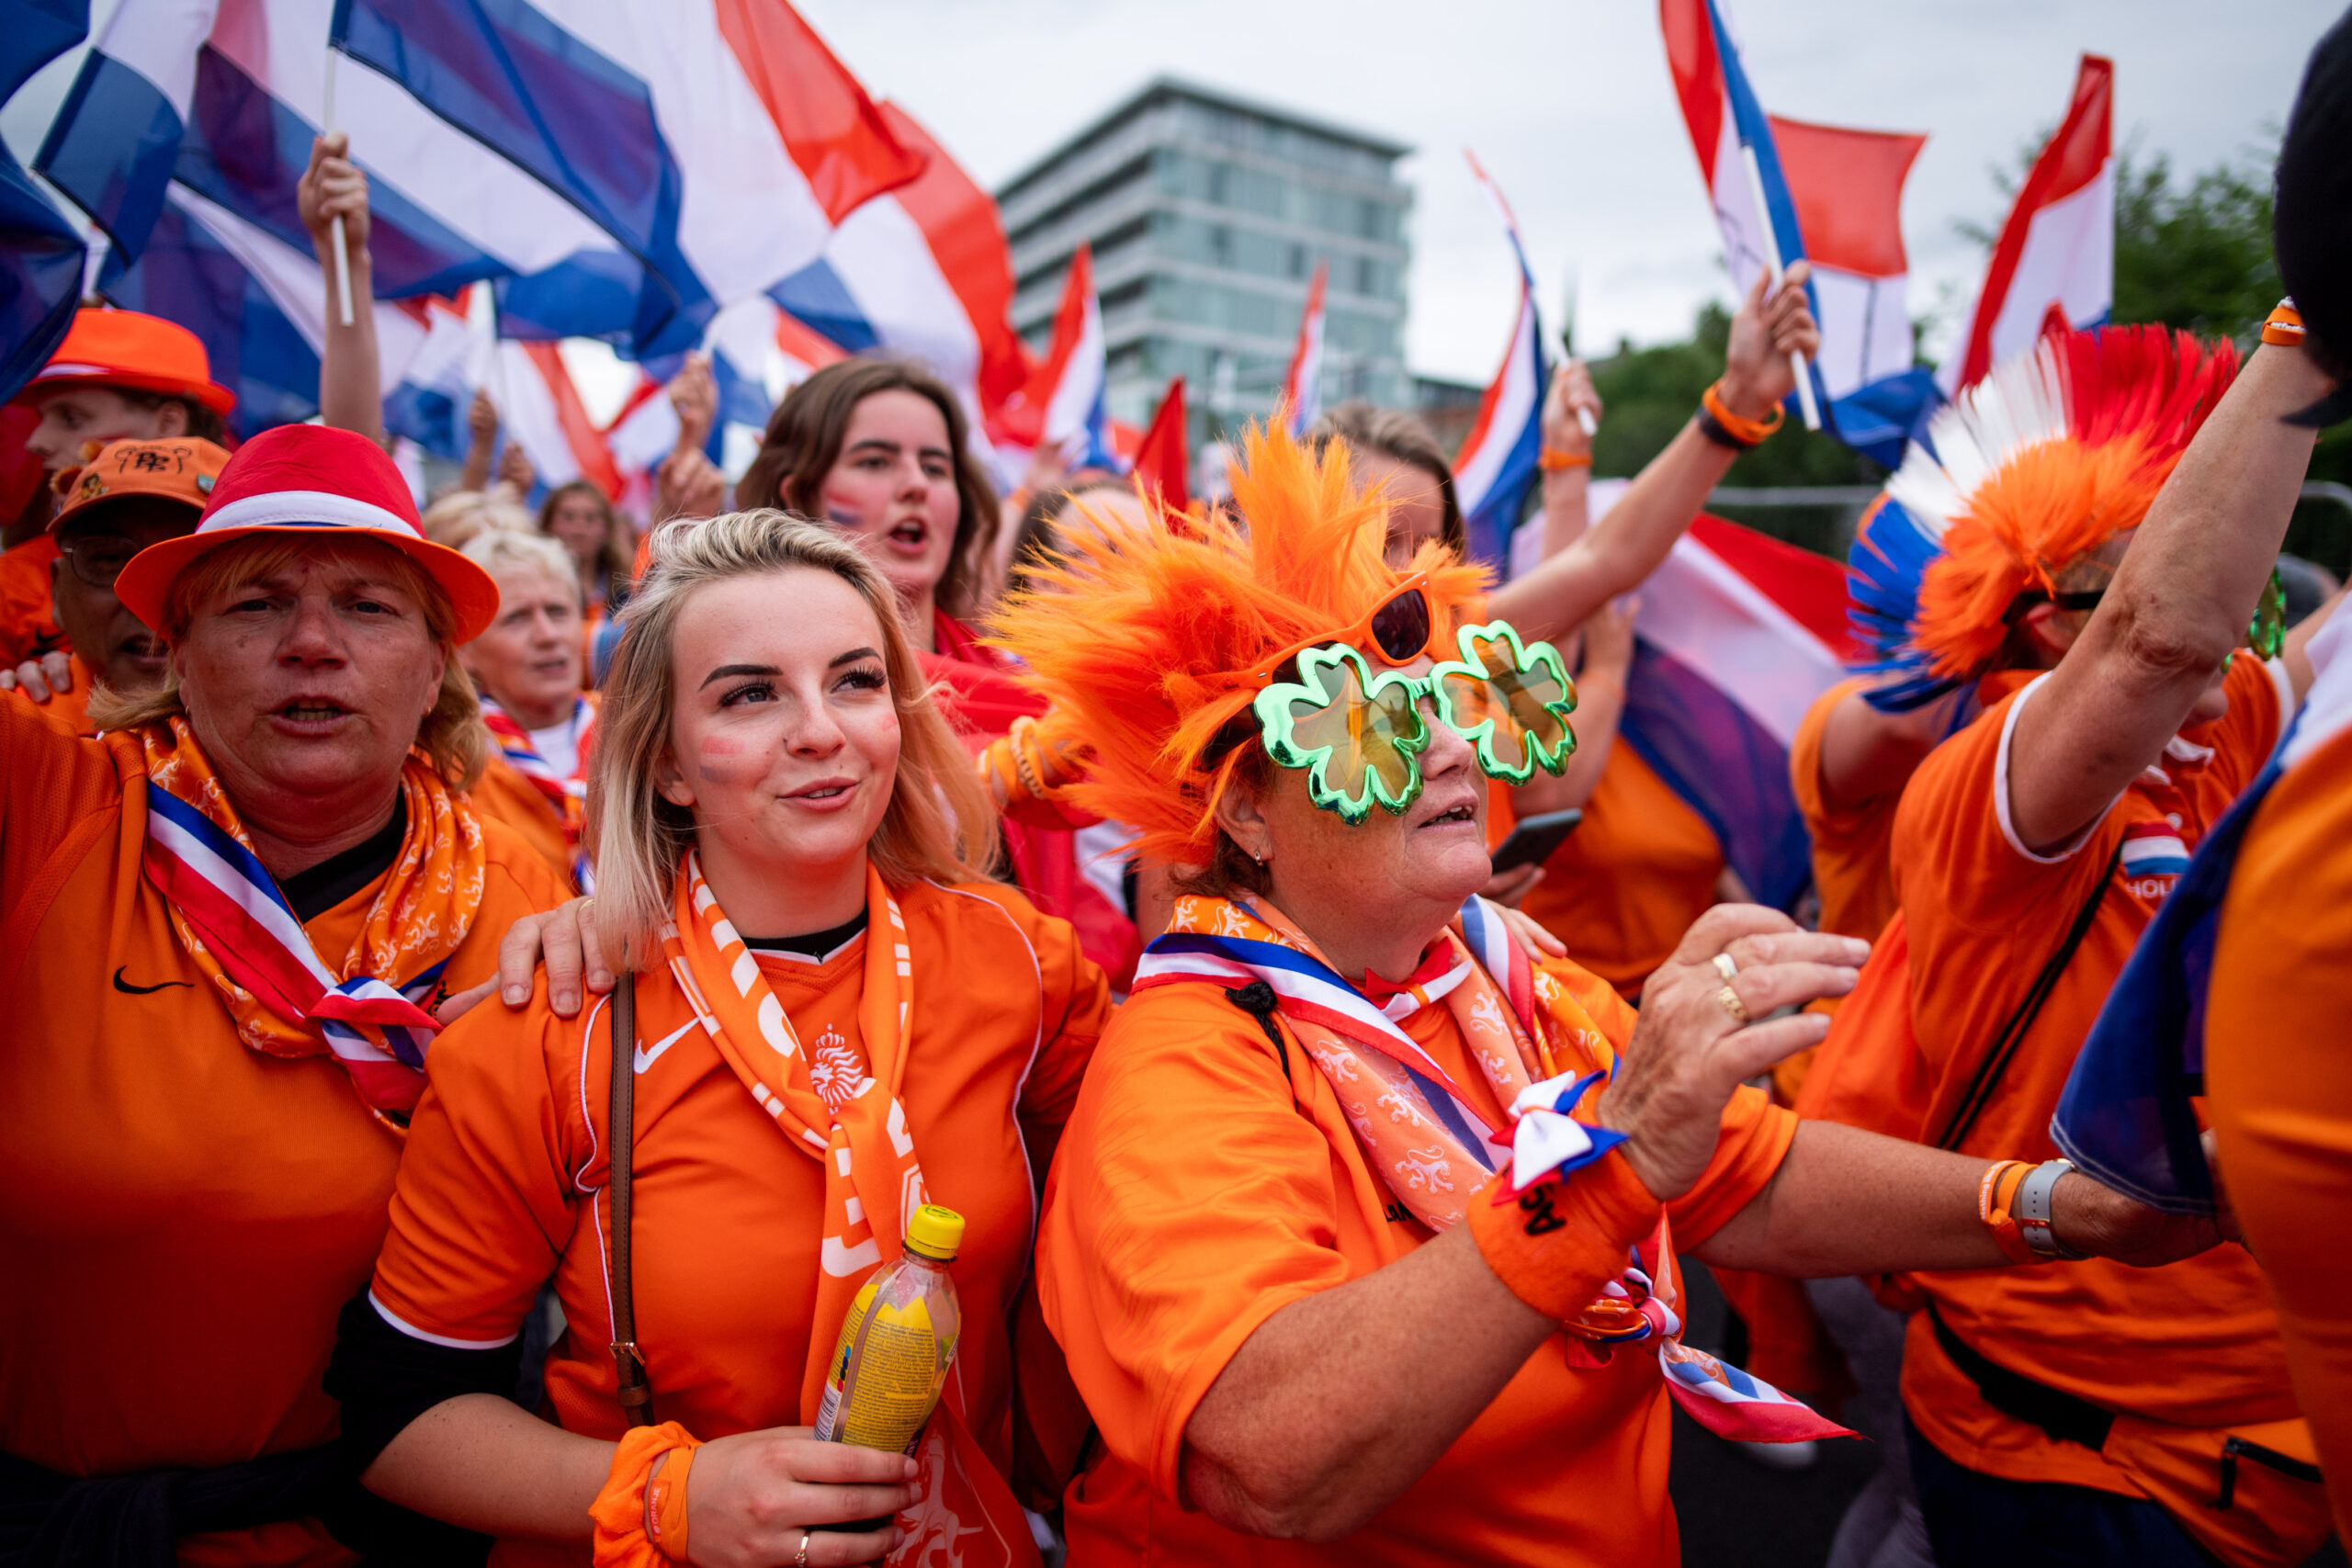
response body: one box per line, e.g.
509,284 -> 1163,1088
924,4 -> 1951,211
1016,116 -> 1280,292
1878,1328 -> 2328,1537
0,422 -> 564,1566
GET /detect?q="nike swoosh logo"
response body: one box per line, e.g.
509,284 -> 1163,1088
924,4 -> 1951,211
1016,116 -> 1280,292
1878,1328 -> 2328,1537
113,965 -> 194,995
633,1020 -> 696,1076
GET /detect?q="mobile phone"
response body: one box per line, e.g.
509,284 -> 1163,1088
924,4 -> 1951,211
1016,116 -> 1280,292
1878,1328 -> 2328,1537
1488,808 -> 1583,874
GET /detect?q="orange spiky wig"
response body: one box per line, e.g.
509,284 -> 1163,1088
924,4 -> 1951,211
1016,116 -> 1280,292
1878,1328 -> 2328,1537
1847,325 -> 2237,711
989,421 -> 1487,867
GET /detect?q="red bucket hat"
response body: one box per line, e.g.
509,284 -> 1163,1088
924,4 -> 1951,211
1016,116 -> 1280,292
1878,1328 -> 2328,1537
19,308 -> 236,413
115,424 -> 501,642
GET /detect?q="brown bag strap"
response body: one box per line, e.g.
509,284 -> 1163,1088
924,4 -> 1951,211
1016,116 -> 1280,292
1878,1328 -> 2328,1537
605,973 -> 655,1427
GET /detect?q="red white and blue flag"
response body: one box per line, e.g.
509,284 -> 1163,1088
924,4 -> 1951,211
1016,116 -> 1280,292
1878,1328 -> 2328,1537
1609,498 -> 1858,910
993,243 -> 1116,475
1941,54 -> 2115,395
36,0 -> 923,363
1452,155 -> 1548,577
1662,0 -> 1938,463
1282,259 -> 1329,436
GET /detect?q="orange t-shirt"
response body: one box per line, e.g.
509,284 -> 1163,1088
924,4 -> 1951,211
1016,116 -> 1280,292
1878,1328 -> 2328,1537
3,651 -> 94,736
0,702 -> 566,1568
1789,675 -> 1903,944
468,752 -> 579,892
1036,956 -> 1797,1567
0,533 -> 62,665
1520,746 -> 1724,999
1804,658 -> 2297,1495
2208,714 -> 2352,1542
368,877 -> 1109,1568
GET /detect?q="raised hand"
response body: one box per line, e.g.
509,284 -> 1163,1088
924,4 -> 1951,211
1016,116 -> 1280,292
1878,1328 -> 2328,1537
1542,358 -> 1602,456
667,352 -> 718,457
1719,260 -> 1820,423
297,132 -> 370,252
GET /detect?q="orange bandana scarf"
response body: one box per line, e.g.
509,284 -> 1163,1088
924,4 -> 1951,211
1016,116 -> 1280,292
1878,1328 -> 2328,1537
662,852 -> 929,1420
137,716 -> 487,1125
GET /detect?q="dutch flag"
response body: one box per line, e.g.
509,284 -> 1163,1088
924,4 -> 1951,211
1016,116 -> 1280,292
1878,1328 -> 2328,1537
1282,260 -> 1329,436
1451,155 -> 1548,578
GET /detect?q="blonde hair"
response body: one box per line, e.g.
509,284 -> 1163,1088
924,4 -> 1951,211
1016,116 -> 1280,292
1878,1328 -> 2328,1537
421,488 -> 534,550
87,534 -> 486,787
588,508 -> 1000,969
460,527 -> 582,608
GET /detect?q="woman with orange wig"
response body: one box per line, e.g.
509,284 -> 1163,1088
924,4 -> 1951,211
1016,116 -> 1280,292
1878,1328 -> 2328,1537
1796,324 -> 2343,1568
995,419 -> 2222,1568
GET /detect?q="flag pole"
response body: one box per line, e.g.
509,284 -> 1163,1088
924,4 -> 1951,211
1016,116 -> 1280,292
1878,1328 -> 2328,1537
322,48 -> 354,328
1736,142 -> 1820,432
1559,264 -> 1595,437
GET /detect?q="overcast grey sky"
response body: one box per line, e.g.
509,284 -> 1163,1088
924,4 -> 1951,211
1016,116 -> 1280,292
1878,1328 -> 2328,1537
799,0 -> 2341,384
5,1 -> 2337,396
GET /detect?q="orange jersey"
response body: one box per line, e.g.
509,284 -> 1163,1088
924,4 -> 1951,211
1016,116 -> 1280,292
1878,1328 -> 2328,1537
368,877 -> 1109,1568
1789,675 -> 1903,943
1520,746 -> 1723,999
3,651 -> 94,736
1809,658 -> 2297,1497
0,701 -> 565,1568
2208,715 -> 2352,1543
1036,956 -> 1796,1567
0,534 -> 62,665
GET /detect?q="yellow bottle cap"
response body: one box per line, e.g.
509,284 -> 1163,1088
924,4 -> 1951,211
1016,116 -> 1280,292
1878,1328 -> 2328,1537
904,1204 -> 965,1261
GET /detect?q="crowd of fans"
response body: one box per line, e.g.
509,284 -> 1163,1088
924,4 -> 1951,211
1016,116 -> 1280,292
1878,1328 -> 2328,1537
1,13 -> 2348,1568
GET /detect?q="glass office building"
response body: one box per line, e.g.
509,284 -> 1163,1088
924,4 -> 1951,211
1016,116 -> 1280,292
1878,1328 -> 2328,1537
998,78 -> 1413,442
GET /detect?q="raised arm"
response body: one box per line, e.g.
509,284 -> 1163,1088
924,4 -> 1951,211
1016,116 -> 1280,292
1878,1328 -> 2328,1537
299,134 -> 384,446
1814,681 -> 1968,810
1487,264 -> 1819,645
460,390 -> 500,495
2007,343 -> 2335,852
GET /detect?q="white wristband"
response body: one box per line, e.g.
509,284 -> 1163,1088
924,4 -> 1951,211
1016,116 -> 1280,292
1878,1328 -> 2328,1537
2015,1158 -> 2086,1259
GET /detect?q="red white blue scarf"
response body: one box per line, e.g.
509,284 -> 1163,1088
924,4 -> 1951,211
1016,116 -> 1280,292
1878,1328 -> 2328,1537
480,694 -> 595,890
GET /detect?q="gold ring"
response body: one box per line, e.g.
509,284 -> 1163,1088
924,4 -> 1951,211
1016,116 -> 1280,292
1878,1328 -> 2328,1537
1716,985 -> 1750,1026
796,1530 -> 810,1567
1712,952 -> 1739,983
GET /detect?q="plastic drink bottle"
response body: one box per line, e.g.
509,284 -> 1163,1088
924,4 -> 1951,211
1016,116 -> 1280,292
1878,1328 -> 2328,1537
815,1204 -> 965,1459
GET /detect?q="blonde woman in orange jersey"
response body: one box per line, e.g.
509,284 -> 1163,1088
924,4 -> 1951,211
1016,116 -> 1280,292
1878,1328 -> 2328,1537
334,511 -> 1108,1567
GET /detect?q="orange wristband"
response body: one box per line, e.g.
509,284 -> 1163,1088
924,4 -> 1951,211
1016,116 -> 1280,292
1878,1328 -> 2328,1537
1466,1151 -> 1660,1321
1977,1159 -> 2041,1266
646,1442 -> 695,1562
1539,447 -> 1592,472
1701,380 -> 1785,446
2263,299 -> 2306,348
589,1421 -> 701,1568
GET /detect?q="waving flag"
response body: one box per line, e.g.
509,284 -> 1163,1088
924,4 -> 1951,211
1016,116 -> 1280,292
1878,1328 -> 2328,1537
1281,259 -> 1329,436
1769,116 -> 1937,465
767,102 -> 1027,431
1452,157 -> 1548,576
1617,505 -> 1857,909
1662,0 -> 1936,456
0,0 -> 89,403
36,0 -> 923,359
995,243 -> 1116,472
1130,378 -> 1190,513
1941,55 -> 2114,395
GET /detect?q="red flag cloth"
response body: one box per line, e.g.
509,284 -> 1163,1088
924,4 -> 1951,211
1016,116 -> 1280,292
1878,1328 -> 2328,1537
711,0 -> 927,222
1131,378 -> 1189,514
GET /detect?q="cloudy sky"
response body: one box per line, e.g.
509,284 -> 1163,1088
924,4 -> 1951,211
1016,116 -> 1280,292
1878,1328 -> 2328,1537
5,0 -> 2336,398
801,0 -> 2339,384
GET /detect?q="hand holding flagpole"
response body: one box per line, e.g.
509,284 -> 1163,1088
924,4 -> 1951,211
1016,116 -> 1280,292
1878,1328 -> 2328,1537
322,49 -> 354,328
1737,142 -> 1820,432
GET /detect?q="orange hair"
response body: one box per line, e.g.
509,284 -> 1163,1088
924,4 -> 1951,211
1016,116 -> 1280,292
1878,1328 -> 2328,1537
1895,326 -> 2237,682
989,422 -> 1487,868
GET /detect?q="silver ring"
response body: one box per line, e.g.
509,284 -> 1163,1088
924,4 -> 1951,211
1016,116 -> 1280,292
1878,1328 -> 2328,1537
796,1529 -> 810,1567
1713,952 -> 1740,983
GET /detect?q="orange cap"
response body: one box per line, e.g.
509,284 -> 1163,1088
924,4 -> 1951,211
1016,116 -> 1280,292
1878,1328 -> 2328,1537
48,437 -> 231,534
19,309 -> 235,414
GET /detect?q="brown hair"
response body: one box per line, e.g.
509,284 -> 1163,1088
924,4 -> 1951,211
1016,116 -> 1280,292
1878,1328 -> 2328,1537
118,388 -> 228,446
733,358 -> 1000,618
587,508 -> 1001,969
87,534 -> 486,787
1308,400 -> 1464,553
537,479 -> 635,604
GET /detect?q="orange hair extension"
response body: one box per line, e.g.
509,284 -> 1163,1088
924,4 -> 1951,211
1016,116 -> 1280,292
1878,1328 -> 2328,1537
989,421 -> 1487,867
1908,326 -> 2237,682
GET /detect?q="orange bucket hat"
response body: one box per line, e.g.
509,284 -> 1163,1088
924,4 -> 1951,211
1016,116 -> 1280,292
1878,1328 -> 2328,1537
18,308 -> 235,413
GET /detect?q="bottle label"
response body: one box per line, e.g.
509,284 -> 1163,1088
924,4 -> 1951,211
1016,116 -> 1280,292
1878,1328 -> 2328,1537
815,1273 -> 957,1455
